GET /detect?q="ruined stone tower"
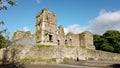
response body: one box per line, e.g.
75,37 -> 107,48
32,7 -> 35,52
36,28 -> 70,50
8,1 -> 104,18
35,8 -> 57,45
79,31 -> 95,49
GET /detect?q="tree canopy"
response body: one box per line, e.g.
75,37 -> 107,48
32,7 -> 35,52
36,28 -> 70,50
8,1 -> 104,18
0,0 -> 16,10
0,0 -> 16,49
94,30 -> 120,53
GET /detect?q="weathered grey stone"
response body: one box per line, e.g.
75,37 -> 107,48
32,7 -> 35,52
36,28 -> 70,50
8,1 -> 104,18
35,8 -> 57,45
12,36 -> 36,45
79,31 -> 95,50
35,8 -> 95,49
13,30 -> 33,40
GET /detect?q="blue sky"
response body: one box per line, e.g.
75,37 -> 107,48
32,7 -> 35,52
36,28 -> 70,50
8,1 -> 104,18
1,0 -> 120,37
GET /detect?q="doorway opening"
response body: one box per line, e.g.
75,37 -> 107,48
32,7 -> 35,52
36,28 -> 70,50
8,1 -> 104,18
49,35 -> 52,42
57,40 -> 60,45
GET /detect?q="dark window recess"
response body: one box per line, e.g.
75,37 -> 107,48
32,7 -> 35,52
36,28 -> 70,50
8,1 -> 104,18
57,40 -> 60,45
70,39 -> 72,42
70,39 -> 72,45
49,35 -> 52,41
77,57 -> 79,61
65,40 -> 67,44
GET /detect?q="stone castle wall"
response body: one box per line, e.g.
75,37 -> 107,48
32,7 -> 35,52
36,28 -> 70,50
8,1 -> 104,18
9,8 -> 120,63
61,46 -> 120,61
13,30 -> 33,40
86,49 -> 120,61
15,46 -> 120,62
35,8 -> 95,50
1,45 -> 120,63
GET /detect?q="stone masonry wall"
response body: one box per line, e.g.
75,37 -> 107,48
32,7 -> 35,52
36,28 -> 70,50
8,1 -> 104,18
23,46 -> 120,62
1,45 -> 120,63
86,49 -> 120,61
13,30 -> 33,40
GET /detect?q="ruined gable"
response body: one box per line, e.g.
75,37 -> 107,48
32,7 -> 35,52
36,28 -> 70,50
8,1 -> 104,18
80,31 -> 95,49
12,36 -> 36,45
57,25 -> 66,45
65,32 -> 79,46
13,30 -> 33,40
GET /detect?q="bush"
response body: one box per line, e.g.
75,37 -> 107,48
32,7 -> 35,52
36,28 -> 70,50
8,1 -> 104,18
0,34 -> 6,48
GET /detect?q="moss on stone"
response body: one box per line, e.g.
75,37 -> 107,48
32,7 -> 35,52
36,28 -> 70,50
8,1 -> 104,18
66,45 -> 74,48
21,58 -> 56,63
34,44 -> 54,52
35,44 -> 53,48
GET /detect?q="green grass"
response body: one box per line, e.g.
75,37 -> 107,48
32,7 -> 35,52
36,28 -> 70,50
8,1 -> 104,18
21,58 -> 56,63
66,45 -> 75,48
63,57 -> 73,62
34,44 -> 54,52
34,44 -> 53,49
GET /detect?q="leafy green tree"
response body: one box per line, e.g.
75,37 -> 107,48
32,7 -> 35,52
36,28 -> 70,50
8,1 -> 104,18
93,34 -> 102,50
103,30 -> 120,44
0,0 -> 16,25
0,0 -> 16,48
101,42 -> 114,52
0,0 -> 16,10
0,34 -> 5,48
94,30 -> 120,53
94,34 -> 108,50
103,30 -> 120,53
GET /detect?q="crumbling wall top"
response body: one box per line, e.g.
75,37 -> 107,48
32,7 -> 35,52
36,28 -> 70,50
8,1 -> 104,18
12,30 -> 33,40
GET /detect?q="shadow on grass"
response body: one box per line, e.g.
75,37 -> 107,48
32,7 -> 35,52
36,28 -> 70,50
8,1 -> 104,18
110,64 -> 120,68
0,62 -> 25,68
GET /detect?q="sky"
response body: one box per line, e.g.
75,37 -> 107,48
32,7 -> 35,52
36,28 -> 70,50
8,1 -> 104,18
1,0 -> 120,37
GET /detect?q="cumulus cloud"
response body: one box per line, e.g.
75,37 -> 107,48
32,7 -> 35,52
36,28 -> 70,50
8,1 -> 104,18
89,10 -> 120,34
64,10 -> 120,34
23,26 -> 30,32
36,0 -> 41,4
64,24 -> 88,34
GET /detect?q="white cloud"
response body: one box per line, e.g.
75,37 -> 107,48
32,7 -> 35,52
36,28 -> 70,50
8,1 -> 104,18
36,0 -> 41,4
89,10 -> 120,34
64,24 -> 88,34
23,26 -> 30,32
64,10 -> 120,35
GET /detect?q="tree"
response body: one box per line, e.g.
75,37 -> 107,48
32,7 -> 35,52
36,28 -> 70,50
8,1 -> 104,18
101,42 -> 114,52
0,34 -> 6,48
0,0 -> 16,26
94,30 -> 120,53
93,34 -> 102,50
0,0 -> 16,48
103,30 -> 120,53
0,0 -> 16,10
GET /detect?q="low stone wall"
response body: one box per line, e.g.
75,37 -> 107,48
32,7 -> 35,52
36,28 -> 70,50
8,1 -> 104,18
0,49 -> 3,60
86,49 -> 120,61
60,46 -> 77,59
25,45 -> 56,59
1,45 -> 120,64
0,48 -> 8,61
61,46 -> 120,61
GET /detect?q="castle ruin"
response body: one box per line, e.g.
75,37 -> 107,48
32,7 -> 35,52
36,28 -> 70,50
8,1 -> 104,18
13,8 -> 95,50
11,8 -> 120,62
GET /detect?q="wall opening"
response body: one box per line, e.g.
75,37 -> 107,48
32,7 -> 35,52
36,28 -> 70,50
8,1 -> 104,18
57,40 -> 60,45
77,57 -> 79,61
65,40 -> 67,45
49,35 -> 52,42
70,39 -> 72,45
